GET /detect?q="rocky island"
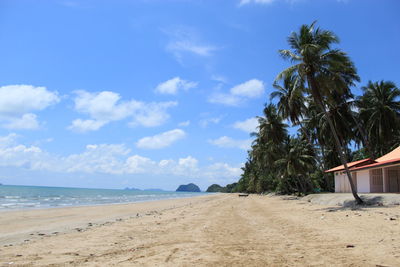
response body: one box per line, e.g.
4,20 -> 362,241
176,183 -> 201,192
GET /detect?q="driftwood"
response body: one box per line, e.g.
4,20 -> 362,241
238,193 -> 249,197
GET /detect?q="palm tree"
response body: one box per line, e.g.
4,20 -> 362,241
276,21 -> 363,204
275,137 -> 316,194
357,80 -> 400,156
271,74 -> 306,125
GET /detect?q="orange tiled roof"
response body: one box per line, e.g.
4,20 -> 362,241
351,157 -> 400,171
324,158 -> 375,173
376,146 -> 400,162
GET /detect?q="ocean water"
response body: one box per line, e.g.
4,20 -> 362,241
0,185 -> 207,211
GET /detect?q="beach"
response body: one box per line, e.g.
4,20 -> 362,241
1,193 -> 400,266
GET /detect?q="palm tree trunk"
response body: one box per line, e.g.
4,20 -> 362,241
308,76 -> 363,204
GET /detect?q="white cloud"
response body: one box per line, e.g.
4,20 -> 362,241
231,79 -> 264,98
155,77 -> 197,95
209,136 -> 252,151
0,134 -> 54,171
208,93 -> 241,106
3,113 -> 40,130
73,90 -> 137,121
68,119 -> 107,133
208,79 -> 265,106
65,144 -> 130,174
203,162 -> 243,180
136,129 -> 186,149
128,101 -> 178,128
0,133 -> 19,147
69,90 -> 177,132
178,120 -> 190,127
0,85 -> 59,130
233,117 -> 259,133
125,155 -> 156,174
0,134 -> 243,182
157,156 -> 199,177
0,85 -> 60,116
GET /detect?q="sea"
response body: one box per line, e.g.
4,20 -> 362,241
0,185 -> 207,211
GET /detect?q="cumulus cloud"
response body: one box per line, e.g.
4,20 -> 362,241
209,136 -> 252,150
157,156 -> 200,176
136,129 -> 186,149
68,119 -> 107,133
155,77 -> 197,95
233,117 -> 259,133
69,90 -> 177,132
208,79 -> 265,106
65,144 -> 131,174
231,79 -> 264,98
3,113 -> 40,130
128,101 -> 178,128
0,85 -> 59,130
125,155 -> 156,174
0,134 -> 242,181
203,162 -> 243,180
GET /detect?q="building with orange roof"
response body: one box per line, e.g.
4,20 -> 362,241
326,146 -> 400,193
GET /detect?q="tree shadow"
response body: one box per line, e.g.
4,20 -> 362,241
319,195 -> 389,211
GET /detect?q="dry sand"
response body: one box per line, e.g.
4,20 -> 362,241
0,193 -> 399,266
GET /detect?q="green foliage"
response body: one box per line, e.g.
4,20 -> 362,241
206,184 -> 224,192
206,183 -> 238,193
220,22 -> 400,198
357,80 -> 400,157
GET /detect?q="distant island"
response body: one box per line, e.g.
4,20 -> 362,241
206,183 -> 238,193
176,183 -> 200,192
124,187 -> 165,191
124,187 -> 141,191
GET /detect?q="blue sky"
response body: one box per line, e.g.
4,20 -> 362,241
0,0 -> 399,190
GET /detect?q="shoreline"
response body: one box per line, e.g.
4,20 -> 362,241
0,192 -> 211,213
0,194 -> 216,246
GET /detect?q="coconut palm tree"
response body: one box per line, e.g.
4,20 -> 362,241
271,74 -> 306,125
276,21 -> 363,204
275,137 -> 316,194
357,80 -> 400,156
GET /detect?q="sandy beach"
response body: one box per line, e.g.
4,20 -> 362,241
1,193 -> 400,266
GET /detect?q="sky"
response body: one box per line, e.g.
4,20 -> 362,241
0,0 -> 399,191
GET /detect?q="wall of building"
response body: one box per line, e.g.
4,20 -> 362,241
335,172 -> 352,193
334,172 -> 345,192
334,170 -> 370,193
356,169 -> 370,193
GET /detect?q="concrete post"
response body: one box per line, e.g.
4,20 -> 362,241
383,167 -> 387,193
